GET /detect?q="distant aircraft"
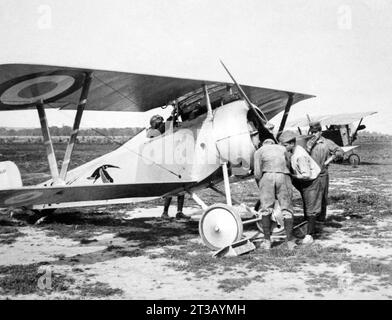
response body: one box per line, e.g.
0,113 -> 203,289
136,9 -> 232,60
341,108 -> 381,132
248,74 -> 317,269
287,111 -> 377,165
0,61 -> 313,250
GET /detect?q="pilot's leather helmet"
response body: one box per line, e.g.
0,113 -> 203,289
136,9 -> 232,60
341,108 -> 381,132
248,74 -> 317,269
150,115 -> 164,129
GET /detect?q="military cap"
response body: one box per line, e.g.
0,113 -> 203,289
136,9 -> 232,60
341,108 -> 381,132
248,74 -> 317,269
309,121 -> 322,132
279,130 -> 298,143
262,138 -> 275,145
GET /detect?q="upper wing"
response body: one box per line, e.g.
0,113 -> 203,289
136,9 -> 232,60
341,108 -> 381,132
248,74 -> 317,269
288,111 -> 377,128
0,181 -> 196,208
0,63 -> 314,118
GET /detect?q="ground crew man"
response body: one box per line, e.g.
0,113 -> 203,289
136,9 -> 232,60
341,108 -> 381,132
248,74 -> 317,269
254,138 -> 297,250
306,121 -> 344,223
161,194 -> 188,219
279,130 -> 321,244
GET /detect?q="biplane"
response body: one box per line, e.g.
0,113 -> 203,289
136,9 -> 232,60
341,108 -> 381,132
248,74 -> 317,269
287,111 -> 377,165
0,61 -> 314,250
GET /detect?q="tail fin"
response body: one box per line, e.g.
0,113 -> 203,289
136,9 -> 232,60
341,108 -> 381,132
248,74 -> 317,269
0,161 -> 23,189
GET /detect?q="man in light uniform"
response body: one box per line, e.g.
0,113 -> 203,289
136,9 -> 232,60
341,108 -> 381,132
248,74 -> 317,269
254,138 -> 296,250
279,130 -> 321,244
306,121 -> 344,224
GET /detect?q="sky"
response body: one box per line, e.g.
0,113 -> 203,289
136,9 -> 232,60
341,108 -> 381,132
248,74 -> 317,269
0,0 -> 391,133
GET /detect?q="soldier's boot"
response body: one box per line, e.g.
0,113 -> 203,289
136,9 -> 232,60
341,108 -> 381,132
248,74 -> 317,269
284,218 -> 297,251
176,211 -> 189,219
161,211 -> 170,219
161,197 -> 172,219
303,215 -> 316,244
261,215 -> 272,250
176,195 -> 188,219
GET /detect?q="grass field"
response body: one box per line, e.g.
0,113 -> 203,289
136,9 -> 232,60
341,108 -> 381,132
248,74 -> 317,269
0,137 -> 391,299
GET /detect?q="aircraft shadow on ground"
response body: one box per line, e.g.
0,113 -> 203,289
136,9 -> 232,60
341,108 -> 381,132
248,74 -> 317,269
23,210 -> 202,268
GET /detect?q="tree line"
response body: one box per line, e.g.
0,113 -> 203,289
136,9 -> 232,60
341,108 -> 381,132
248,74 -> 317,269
0,126 -> 143,137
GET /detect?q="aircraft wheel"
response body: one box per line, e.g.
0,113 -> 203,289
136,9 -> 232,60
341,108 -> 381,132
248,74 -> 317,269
199,203 -> 243,250
348,153 -> 360,166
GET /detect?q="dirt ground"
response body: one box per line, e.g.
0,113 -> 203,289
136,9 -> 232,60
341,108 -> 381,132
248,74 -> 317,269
0,138 -> 391,300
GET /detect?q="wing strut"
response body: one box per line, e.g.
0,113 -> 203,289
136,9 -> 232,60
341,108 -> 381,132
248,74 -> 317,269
59,72 -> 93,180
276,93 -> 294,140
36,103 -> 60,182
203,84 -> 213,119
351,117 -> 363,144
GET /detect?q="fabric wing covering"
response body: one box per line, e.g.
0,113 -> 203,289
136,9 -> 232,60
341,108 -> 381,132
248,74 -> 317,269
287,111 -> 377,128
0,63 -> 314,119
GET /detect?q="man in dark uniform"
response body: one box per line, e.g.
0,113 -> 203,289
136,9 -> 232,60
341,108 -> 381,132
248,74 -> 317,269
145,115 -> 188,219
254,139 -> 296,250
161,194 -> 188,219
306,121 -> 344,226
280,130 -> 320,244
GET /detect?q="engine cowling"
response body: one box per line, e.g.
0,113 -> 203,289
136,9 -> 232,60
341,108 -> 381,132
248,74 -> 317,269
213,100 -> 260,172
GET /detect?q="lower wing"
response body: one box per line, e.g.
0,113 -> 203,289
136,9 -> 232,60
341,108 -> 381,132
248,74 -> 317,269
0,182 -> 196,208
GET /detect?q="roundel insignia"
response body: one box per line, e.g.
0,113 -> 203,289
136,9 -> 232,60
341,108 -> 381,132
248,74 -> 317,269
0,70 -> 86,109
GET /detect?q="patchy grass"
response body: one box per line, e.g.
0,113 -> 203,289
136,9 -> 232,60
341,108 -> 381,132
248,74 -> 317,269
330,192 -> 391,217
78,281 -> 123,298
350,259 -> 392,282
217,277 -> 254,293
149,242 -> 351,279
0,224 -> 25,245
0,263 -> 74,295
0,262 -> 123,298
305,272 -> 340,292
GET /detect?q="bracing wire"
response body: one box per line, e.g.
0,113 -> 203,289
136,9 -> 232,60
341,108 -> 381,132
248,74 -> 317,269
45,73 -> 185,179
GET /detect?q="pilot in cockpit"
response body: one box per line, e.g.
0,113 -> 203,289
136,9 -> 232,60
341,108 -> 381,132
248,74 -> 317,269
146,114 -> 165,138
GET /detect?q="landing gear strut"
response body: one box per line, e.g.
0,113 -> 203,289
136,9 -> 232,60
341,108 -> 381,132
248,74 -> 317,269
195,163 -> 306,250
196,163 -> 264,250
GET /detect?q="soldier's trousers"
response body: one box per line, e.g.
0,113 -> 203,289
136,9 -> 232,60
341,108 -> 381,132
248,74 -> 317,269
258,172 -> 293,219
293,172 -> 329,222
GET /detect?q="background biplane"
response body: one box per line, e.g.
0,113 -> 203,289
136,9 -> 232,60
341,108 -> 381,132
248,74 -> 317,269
287,111 -> 377,166
0,62 -> 314,249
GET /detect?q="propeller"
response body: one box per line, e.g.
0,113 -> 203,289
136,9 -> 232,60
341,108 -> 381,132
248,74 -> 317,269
219,60 -> 277,143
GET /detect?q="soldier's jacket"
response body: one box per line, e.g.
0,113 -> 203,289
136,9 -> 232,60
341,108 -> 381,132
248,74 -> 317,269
309,136 -> 344,174
291,145 -> 321,180
254,144 -> 291,181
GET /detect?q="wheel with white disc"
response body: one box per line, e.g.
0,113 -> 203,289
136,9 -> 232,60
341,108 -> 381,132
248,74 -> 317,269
199,203 -> 243,250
